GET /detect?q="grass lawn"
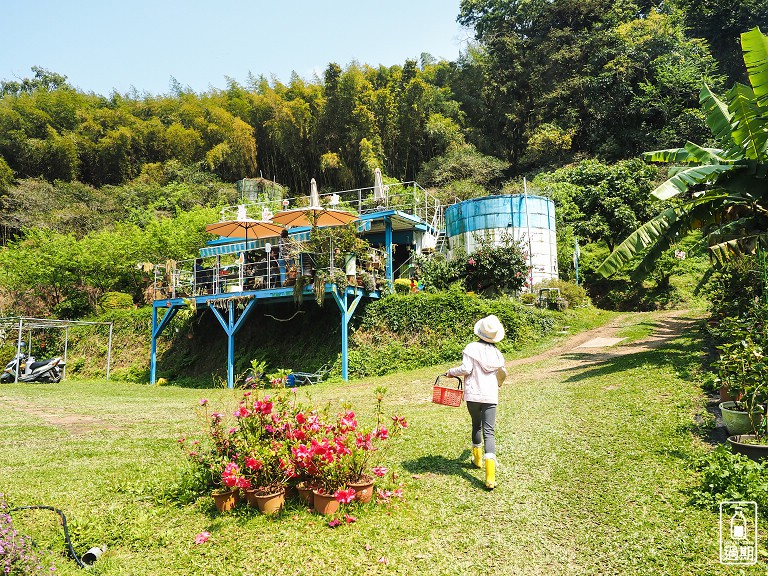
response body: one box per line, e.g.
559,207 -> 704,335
0,310 -> 760,575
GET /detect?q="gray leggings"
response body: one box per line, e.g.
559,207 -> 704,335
466,401 -> 496,455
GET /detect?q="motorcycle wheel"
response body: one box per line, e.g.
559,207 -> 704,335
0,373 -> 12,383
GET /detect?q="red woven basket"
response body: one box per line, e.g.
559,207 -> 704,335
432,375 -> 463,407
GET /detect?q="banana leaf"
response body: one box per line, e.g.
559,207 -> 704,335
742,27 -> 768,103
728,83 -> 767,160
700,85 -> 734,145
710,233 -> 768,264
630,199 -> 726,280
643,148 -> 694,163
650,164 -> 738,201
597,193 -> 727,277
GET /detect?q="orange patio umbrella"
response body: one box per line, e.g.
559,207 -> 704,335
205,205 -> 284,241
271,178 -> 357,229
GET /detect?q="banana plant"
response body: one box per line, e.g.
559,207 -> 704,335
598,27 -> 768,278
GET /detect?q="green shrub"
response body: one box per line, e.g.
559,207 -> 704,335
99,291 -> 134,312
54,289 -> 93,319
520,292 -> 536,305
347,287 -> 556,377
693,445 -> 768,517
532,279 -> 590,308
412,252 -> 465,292
465,233 -> 529,294
703,254 -> 763,321
394,278 -> 411,294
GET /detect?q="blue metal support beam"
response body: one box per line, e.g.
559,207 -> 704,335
209,297 -> 258,388
332,286 -> 363,381
150,305 -> 180,384
384,216 -> 393,282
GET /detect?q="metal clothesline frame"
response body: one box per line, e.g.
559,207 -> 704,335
0,317 -> 114,383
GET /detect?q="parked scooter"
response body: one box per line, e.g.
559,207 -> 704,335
0,343 -> 64,383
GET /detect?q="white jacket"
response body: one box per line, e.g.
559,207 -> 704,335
446,341 -> 507,404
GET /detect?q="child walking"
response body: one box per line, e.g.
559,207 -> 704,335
445,315 -> 507,489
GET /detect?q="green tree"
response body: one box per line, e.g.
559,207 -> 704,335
674,0 -> 768,84
598,28 -> 768,278
534,158 -> 660,250
458,0 -> 721,168
0,156 -> 13,192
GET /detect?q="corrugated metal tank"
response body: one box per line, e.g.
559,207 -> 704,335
444,194 -> 558,287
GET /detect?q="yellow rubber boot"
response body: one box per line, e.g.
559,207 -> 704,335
485,455 -> 496,489
472,446 -> 483,468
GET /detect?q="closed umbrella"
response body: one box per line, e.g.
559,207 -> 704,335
373,167 -> 386,204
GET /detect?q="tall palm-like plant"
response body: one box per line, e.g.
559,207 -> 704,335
598,27 -> 768,278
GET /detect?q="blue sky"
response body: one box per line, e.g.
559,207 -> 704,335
1,0 -> 469,96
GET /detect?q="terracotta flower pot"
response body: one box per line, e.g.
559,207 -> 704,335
252,489 -> 285,515
212,488 -> 239,512
244,489 -> 258,508
312,490 -> 340,515
296,483 -> 314,507
347,474 -> 375,504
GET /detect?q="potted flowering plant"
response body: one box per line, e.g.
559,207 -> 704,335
181,402 -> 245,512
291,435 -> 352,515
717,336 -> 768,459
239,442 -> 290,514
229,394 -> 298,513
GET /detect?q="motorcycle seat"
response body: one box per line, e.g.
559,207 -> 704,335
30,360 -> 54,370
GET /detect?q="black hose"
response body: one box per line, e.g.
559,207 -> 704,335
9,505 -> 88,569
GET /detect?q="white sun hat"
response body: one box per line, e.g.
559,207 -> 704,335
474,315 -> 505,343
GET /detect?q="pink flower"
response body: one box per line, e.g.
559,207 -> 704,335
340,410 -> 357,431
236,477 -> 251,489
374,427 -> 389,440
199,398 -> 208,406
296,412 -> 306,425
292,444 -> 311,460
334,488 -> 356,504
255,399 -> 273,415
378,556 -> 389,565
177,436 -> 186,444
393,489 -> 404,498
376,488 -> 392,502
194,531 -> 211,545
234,405 -> 252,418
355,432 -> 374,450
328,519 -> 341,528
245,457 -> 262,471
210,412 -> 222,422
372,466 -> 388,477
344,514 -> 357,524
391,415 -> 408,429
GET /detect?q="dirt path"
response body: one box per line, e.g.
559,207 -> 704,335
0,398 -> 122,435
506,309 -> 700,373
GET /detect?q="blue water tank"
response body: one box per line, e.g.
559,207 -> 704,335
444,195 -> 558,286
